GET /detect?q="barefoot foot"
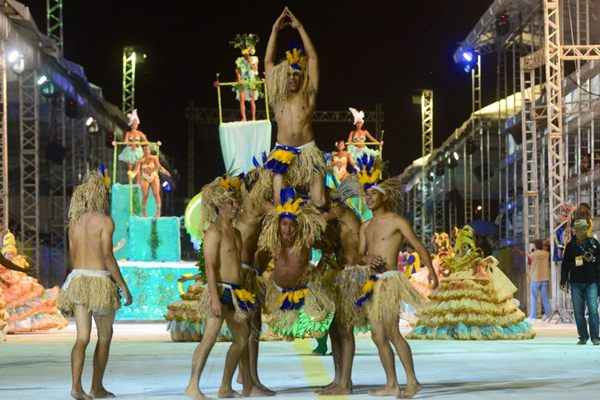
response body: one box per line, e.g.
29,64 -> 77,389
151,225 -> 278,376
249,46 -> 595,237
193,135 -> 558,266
90,387 -> 116,398
398,383 -> 421,399
184,386 -> 209,400
71,389 -> 93,400
243,385 -> 276,397
369,384 -> 400,397
217,387 -> 240,398
318,384 -> 352,395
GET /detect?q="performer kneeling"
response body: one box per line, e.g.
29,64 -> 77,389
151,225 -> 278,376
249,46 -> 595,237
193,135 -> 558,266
340,162 -> 438,398
185,176 -> 262,399
258,187 -> 333,339
58,172 -> 133,400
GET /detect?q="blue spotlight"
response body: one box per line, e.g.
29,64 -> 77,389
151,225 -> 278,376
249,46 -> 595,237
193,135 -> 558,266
454,46 -> 479,73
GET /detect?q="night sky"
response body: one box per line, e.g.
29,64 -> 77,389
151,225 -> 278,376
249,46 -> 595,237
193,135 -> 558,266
27,0 -> 491,196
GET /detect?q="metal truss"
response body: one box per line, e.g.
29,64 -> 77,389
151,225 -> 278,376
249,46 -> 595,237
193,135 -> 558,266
19,70 -> 40,274
0,41 -> 8,231
412,184 -> 424,239
455,0 -> 542,57
561,45 -> 600,59
48,95 -> 67,282
421,90 -> 433,157
122,47 -> 137,114
463,142 -> 473,223
433,174 -> 446,233
520,53 -> 542,255
46,0 -> 63,53
188,106 -> 385,127
68,118 -> 87,185
421,178 -> 433,246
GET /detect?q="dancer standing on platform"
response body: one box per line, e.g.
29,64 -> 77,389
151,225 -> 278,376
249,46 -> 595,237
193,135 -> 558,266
231,33 -> 262,122
119,109 -> 147,184
264,8 -> 326,207
332,140 -> 358,183
337,160 -> 437,398
132,146 -> 171,218
185,176 -> 268,399
347,107 -> 382,161
58,173 -> 133,400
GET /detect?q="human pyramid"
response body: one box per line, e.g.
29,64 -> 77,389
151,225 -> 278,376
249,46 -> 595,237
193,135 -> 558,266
181,8 -> 439,399
53,8 -> 540,400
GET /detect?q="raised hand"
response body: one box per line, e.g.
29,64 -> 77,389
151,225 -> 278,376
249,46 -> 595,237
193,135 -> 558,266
273,9 -> 289,32
285,8 -> 302,29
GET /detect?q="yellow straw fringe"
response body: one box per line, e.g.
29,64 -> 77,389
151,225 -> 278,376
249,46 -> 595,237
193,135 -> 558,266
335,266 -> 371,329
197,286 -> 251,323
366,272 -> 428,324
57,276 -> 120,316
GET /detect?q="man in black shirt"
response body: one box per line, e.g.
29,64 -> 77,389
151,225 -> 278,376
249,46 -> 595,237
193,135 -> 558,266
561,219 -> 600,345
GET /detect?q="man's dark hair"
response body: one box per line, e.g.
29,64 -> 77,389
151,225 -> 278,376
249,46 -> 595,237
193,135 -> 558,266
534,239 -> 544,250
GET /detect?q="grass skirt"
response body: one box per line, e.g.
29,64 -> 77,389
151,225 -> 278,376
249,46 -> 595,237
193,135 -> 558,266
166,298 -> 233,342
263,275 -> 335,339
118,146 -> 143,164
197,283 -> 255,323
57,275 -> 120,316
365,270 -> 428,325
407,271 -> 535,340
335,266 -> 371,330
263,141 -> 326,189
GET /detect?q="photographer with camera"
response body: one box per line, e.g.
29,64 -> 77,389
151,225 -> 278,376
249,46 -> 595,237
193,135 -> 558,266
561,218 -> 600,345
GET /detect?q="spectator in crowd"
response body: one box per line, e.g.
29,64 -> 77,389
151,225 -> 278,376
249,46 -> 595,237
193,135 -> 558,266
528,239 -> 551,320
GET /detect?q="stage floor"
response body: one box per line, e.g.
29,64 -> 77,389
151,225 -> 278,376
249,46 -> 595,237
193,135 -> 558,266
1,321 -> 598,399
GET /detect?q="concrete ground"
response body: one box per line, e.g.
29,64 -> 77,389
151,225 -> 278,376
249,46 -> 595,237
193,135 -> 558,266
1,321 -> 599,400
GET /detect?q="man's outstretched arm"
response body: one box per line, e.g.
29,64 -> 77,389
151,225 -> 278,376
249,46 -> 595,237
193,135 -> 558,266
265,9 -> 289,75
287,8 -> 319,91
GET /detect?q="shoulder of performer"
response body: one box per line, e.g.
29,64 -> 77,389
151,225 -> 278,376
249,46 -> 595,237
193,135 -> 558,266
204,224 -> 221,240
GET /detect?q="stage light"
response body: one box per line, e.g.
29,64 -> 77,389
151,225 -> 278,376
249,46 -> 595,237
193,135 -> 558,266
477,205 -> 483,211
37,74 -> 56,97
86,117 -> 99,133
453,152 -> 460,161
455,46 -> 479,74
161,180 -> 173,193
7,50 -> 25,74
496,13 -> 510,36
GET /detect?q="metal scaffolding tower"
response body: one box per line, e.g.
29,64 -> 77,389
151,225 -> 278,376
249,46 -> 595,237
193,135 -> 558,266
19,70 -> 41,273
420,90 -> 434,241
47,0 -> 67,283
520,50 -> 543,255
421,90 -> 433,157
122,47 -> 138,114
46,0 -> 63,54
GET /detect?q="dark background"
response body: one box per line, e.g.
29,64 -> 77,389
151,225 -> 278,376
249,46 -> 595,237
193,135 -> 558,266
27,0 -> 491,200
